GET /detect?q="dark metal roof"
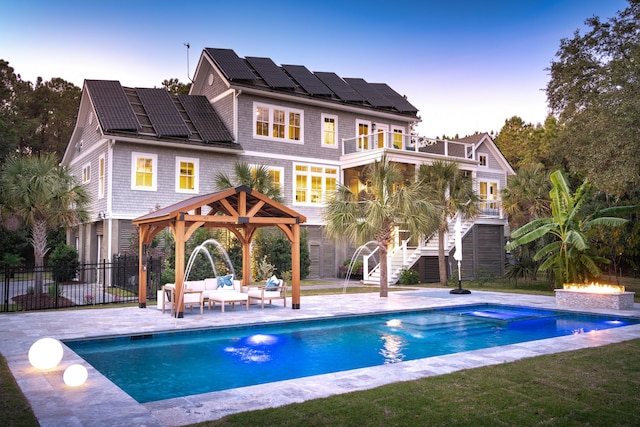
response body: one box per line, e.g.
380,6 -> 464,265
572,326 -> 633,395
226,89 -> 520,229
246,57 -> 297,89
369,83 -> 418,113
205,48 -> 257,81
86,80 -> 141,131
282,64 -> 333,95
178,95 -> 234,143
344,78 -> 394,108
314,72 -> 365,102
85,80 -> 235,147
136,88 -> 190,138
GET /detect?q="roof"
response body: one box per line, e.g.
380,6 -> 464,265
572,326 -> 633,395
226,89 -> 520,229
132,185 -> 307,226
203,48 -> 419,116
84,80 -> 236,148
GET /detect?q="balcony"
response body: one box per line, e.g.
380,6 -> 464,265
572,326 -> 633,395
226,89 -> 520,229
342,132 -> 476,161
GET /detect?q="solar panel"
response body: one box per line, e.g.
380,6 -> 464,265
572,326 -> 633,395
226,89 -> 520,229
177,95 -> 233,143
246,57 -> 296,89
370,83 -> 419,113
136,88 -> 190,138
344,78 -> 394,108
314,72 -> 364,102
205,48 -> 257,81
86,80 -> 141,131
282,65 -> 333,95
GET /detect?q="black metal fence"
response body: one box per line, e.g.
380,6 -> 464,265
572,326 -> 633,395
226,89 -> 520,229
1,256 -> 163,312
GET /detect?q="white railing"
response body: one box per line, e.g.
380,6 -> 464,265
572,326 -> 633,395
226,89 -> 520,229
342,132 -> 476,160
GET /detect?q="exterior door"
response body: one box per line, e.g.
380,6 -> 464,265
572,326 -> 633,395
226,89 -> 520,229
375,124 -> 388,148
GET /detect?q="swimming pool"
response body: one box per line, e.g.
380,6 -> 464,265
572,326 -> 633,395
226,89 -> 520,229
64,303 -> 639,403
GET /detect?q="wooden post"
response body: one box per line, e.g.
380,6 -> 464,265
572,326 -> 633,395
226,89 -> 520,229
291,223 -> 301,309
138,226 -> 147,308
174,217 -> 185,317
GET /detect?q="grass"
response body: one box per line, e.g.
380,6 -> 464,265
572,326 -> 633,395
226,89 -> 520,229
3,277 -> 640,426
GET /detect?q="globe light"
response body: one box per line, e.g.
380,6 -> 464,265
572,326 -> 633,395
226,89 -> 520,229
28,338 -> 64,370
63,364 -> 88,387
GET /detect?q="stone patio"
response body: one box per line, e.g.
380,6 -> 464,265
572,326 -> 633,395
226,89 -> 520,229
1,288 -> 639,426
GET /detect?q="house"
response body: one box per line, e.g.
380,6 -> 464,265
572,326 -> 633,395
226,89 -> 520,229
62,47 -> 514,283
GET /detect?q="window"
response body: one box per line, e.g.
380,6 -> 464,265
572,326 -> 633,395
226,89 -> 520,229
392,127 -> 404,149
294,164 -> 337,204
98,155 -> 105,199
131,152 -> 157,191
479,181 -> 499,212
356,120 -> 370,150
82,163 -> 91,184
254,102 -> 304,143
176,157 -> 199,193
479,154 -> 488,167
322,114 -> 338,147
250,164 -> 284,197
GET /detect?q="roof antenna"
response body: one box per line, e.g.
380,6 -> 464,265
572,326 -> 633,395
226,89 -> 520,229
184,42 -> 193,82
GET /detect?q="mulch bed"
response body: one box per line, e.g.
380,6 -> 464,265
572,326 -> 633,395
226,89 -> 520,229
12,294 -> 76,311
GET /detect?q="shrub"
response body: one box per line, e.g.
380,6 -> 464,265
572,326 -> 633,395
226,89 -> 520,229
49,243 -> 79,282
398,267 -> 419,285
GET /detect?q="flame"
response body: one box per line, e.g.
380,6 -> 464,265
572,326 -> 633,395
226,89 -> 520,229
563,282 -> 625,294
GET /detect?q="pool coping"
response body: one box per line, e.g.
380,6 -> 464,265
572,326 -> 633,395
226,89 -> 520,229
2,288 -> 639,426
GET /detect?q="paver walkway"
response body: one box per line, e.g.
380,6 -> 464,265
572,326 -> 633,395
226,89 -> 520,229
1,288 -> 639,426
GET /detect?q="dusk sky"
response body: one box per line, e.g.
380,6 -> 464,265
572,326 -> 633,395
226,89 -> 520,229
1,0 -> 629,138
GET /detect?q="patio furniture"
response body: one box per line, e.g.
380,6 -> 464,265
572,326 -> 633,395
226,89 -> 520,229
247,277 -> 287,309
162,284 -> 204,315
208,292 -> 249,312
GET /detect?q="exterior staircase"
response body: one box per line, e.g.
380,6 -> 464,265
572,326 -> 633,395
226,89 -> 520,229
362,218 -> 473,285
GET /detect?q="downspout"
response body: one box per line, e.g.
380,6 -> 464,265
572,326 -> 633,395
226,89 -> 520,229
106,139 -> 114,262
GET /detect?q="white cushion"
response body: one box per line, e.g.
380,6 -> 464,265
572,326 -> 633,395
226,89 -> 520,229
185,280 -> 205,291
204,278 -> 218,290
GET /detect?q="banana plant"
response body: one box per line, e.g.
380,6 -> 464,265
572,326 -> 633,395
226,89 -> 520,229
505,170 -> 635,285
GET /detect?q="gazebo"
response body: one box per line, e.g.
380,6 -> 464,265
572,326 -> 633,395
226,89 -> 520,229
132,186 -> 307,317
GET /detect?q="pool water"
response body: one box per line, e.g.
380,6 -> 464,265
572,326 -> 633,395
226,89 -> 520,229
64,304 -> 638,403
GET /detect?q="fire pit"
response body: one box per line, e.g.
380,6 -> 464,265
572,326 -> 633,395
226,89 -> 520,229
555,283 -> 635,310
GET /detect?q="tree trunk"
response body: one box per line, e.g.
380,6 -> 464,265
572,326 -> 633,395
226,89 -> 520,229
379,243 -> 388,297
438,227 -> 447,286
32,219 -> 48,296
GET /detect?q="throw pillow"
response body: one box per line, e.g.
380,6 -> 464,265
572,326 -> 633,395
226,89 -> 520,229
217,274 -> 234,289
266,275 -> 280,288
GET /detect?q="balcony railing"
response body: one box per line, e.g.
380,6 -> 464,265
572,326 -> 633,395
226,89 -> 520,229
342,132 -> 476,160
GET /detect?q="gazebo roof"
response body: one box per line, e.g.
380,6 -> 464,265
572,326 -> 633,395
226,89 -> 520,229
132,185 -> 306,227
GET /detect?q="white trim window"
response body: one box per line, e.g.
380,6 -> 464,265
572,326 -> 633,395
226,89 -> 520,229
254,102 -> 304,143
82,163 -> 91,184
321,114 -> 338,148
175,157 -> 199,193
294,164 -> 337,205
251,164 -> 284,197
479,153 -> 488,167
131,152 -> 157,191
356,120 -> 371,150
479,180 -> 500,213
98,155 -> 105,199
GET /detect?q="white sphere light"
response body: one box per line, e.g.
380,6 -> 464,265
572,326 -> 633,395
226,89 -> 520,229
63,364 -> 88,387
28,338 -> 64,370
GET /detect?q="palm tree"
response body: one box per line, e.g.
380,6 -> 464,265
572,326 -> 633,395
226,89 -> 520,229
417,161 -> 479,286
502,163 -> 551,230
505,170 -> 635,285
324,155 -> 438,297
214,161 -> 282,202
0,153 -> 90,294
